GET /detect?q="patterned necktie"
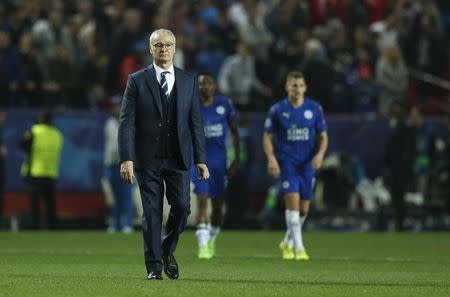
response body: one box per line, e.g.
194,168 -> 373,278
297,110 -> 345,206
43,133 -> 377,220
160,71 -> 170,99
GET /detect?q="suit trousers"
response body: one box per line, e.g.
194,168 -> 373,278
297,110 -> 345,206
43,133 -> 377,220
135,158 -> 191,273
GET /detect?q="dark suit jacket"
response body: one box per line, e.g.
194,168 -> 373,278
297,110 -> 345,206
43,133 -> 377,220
118,65 -> 206,170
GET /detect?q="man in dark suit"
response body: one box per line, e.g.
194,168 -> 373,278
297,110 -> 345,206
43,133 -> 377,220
118,29 -> 209,281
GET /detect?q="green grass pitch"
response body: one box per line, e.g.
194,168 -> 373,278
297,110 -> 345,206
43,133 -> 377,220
0,231 -> 449,297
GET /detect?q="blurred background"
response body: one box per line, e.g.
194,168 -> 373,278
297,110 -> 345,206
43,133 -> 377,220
0,0 -> 449,232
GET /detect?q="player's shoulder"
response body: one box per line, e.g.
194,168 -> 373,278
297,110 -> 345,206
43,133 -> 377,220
304,97 -> 324,111
214,95 -> 231,105
269,98 -> 288,113
129,67 -> 147,80
213,95 -> 235,116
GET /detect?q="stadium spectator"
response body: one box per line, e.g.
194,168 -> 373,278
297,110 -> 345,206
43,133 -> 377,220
403,11 -> 448,99
266,0 -> 309,81
0,29 -> 20,107
351,55 -> 380,114
227,0 -> 273,61
327,24 -> 352,64
218,41 -> 271,110
206,2 -> 239,55
0,0 -> 448,112
76,34 -> 108,110
350,26 -> 377,68
192,73 -> 240,259
370,14 -> 401,53
15,31 -> 42,107
119,40 -> 150,92
364,0 -> 387,23
263,71 -> 328,260
20,111 -> 63,230
346,0 -> 369,30
103,96 -> 134,234
40,43 -> 75,108
31,5 -> 72,61
298,38 -> 334,112
107,8 -> 144,96
308,0 -> 348,25
376,43 -> 408,116
173,33 -> 186,70
384,102 -> 416,231
329,52 -> 354,113
194,36 -> 226,79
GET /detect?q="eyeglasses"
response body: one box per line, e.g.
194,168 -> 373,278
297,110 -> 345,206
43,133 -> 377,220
152,43 -> 174,49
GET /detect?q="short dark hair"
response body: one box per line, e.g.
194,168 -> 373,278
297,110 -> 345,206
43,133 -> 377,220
37,110 -> 53,125
286,71 -> 304,81
197,72 -> 215,82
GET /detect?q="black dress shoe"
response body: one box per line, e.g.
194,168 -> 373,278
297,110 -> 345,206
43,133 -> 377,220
147,271 -> 163,280
163,254 -> 179,279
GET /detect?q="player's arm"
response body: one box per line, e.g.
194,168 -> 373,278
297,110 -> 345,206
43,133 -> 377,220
263,132 -> 280,178
227,123 -> 240,177
312,131 -> 328,170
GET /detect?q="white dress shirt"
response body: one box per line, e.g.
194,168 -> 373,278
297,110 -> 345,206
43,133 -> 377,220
154,63 -> 175,95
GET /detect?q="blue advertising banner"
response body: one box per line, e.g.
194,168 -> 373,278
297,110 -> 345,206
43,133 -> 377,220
4,109 -> 108,192
3,110 -> 446,193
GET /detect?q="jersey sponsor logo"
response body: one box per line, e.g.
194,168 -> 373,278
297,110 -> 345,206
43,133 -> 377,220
282,180 -> 290,189
204,123 -> 223,138
304,110 -> 313,119
216,106 -> 225,115
287,125 -> 309,141
264,118 -> 272,128
282,112 -> 290,118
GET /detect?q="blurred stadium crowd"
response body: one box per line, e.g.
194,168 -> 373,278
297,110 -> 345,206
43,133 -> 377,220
0,0 -> 449,113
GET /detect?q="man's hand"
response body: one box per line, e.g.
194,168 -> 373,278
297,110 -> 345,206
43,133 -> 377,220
312,153 -> 324,170
227,159 -> 240,177
120,160 -> 134,184
196,163 -> 209,180
267,156 -> 280,178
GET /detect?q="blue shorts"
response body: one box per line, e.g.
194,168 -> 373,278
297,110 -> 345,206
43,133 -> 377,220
191,163 -> 227,199
279,161 -> 315,200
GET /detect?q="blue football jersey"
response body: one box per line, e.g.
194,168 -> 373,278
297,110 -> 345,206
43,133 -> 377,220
264,97 -> 327,166
202,95 -> 237,165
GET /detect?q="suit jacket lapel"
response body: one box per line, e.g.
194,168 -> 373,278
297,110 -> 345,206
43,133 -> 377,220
144,65 -> 163,118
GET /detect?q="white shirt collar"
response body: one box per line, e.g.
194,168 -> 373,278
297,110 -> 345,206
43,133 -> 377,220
153,63 -> 174,77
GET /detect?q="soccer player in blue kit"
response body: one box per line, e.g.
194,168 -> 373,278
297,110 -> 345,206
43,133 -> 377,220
192,73 -> 240,259
263,71 -> 328,260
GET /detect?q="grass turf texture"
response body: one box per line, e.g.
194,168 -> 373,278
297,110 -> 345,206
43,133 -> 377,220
0,231 -> 449,297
